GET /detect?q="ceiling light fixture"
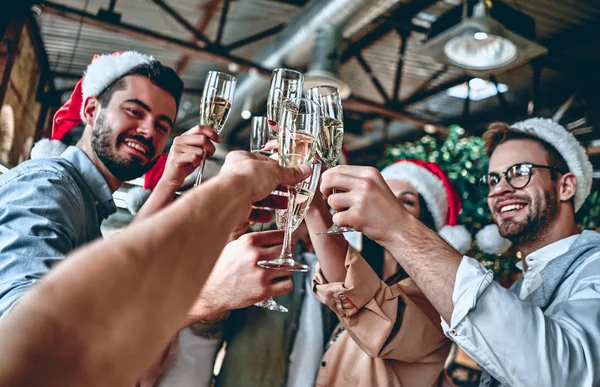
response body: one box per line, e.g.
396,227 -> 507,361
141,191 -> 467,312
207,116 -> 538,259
418,0 -> 547,76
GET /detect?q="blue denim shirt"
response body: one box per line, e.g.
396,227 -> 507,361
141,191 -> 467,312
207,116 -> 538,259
0,146 -> 116,318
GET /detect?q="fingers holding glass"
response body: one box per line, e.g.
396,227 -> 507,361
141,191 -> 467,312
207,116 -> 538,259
194,71 -> 236,187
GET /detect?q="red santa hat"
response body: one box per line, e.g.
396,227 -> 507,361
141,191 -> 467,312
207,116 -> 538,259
380,159 -> 472,254
30,51 -> 169,200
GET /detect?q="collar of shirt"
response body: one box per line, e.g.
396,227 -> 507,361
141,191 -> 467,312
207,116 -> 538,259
515,234 -> 581,274
62,146 -> 117,219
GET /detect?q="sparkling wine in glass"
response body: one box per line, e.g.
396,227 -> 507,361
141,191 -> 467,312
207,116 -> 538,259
266,68 -> 303,125
275,160 -> 322,232
305,85 -> 354,234
194,71 -> 236,186
258,98 -> 320,272
249,115 -> 288,313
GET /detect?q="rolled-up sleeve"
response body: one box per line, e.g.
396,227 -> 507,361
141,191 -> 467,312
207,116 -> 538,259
0,169 -> 81,318
313,246 -> 448,362
442,255 -> 600,387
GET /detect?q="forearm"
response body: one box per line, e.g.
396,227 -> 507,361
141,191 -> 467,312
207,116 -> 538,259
0,175 -> 250,387
381,216 -> 461,322
133,180 -> 180,222
305,194 -> 348,283
447,276 -> 600,386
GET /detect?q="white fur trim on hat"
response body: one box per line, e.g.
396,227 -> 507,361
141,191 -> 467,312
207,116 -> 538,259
80,51 -> 155,121
381,162 -> 447,230
439,225 -> 472,255
476,224 -> 511,255
30,139 -> 68,159
511,118 -> 593,212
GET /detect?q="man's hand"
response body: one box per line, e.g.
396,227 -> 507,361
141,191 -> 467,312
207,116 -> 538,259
159,125 -> 220,189
220,150 -> 312,203
185,230 -> 294,324
320,165 -> 409,244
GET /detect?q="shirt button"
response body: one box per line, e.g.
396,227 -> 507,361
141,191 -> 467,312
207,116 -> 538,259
449,329 -> 457,336
321,361 -> 327,367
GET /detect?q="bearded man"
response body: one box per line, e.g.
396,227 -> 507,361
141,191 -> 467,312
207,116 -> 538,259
0,51 -> 220,317
318,118 -> 599,386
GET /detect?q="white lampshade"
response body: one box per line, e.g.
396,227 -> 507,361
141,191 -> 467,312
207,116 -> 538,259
444,32 -> 517,70
417,15 -> 547,77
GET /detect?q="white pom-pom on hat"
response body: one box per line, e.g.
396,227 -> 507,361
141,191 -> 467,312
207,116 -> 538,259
30,139 -> 68,159
439,225 -> 472,255
476,224 -> 511,255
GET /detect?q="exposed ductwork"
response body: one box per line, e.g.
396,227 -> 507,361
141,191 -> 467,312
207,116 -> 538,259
304,24 -> 351,100
188,0 -> 407,145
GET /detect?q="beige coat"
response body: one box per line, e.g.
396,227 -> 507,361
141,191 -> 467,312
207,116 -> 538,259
312,246 -> 451,387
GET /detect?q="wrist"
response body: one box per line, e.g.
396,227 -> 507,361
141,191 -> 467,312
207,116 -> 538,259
377,212 -> 417,252
155,177 -> 183,193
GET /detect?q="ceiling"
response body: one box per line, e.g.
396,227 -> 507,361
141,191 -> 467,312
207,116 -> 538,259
32,0 -> 600,171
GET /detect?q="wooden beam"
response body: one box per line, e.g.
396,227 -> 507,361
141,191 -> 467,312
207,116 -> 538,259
215,0 -> 230,45
42,1 -> 273,76
150,0 -> 210,45
0,15 -> 25,107
587,146 -> 600,157
344,96 -> 445,130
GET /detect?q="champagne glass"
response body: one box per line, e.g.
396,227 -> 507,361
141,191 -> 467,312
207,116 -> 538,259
275,160 -> 322,232
253,161 -> 322,313
306,85 -> 354,234
267,68 -> 303,125
249,116 -> 288,313
249,116 -> 276,157
194,71 -> 236,186
258,98 -> 320,272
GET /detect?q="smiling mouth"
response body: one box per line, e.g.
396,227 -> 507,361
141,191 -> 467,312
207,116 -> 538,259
124,140 -> 150,158
497,203 -> 527,215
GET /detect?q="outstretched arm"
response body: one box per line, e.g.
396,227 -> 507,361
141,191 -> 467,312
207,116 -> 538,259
0,152 -> 311,387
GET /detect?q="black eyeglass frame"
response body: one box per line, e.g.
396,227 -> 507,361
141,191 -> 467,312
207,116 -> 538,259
479,163 -> 565,193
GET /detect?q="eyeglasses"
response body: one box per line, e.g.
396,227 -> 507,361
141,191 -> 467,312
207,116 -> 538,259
479,163 -> 564,194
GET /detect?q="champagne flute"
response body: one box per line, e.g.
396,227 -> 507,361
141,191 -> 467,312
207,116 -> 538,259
249,116 -> 288,313
258,98 -> 320,272
250,116 -> 276,157
267,68 -> 303,125
306,85 -> 354,234
253,161 -> 322,313
194,71 -> 236,187
275,160 -> 322,232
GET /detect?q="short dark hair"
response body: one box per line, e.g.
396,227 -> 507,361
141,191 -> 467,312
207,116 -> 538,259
483,122 -> 570,176
96,61 -> 183,115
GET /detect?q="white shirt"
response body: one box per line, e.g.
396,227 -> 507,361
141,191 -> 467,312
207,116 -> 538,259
441,233 -> 600,387
157,254 -> 323,387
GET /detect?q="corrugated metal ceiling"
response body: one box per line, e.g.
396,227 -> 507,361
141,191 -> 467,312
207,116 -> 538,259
36,0 -> 600,155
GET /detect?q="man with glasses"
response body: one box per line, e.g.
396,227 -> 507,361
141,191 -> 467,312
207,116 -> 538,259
318,118 -> 599,386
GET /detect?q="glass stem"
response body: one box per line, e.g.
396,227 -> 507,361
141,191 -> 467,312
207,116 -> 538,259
282,187 -> 297,260
194,157 -> 207,187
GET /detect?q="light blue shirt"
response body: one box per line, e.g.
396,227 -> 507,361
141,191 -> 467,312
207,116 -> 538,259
0,146 -> 116,318
442,233 -> 600,387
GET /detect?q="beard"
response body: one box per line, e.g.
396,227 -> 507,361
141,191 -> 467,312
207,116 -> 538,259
495,189 -> 559,246
91,111 -> 158,182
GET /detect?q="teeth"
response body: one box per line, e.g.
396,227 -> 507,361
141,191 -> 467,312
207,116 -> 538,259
500,204 -> 524,213
125,141 -> 147,154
